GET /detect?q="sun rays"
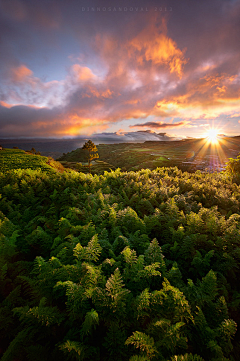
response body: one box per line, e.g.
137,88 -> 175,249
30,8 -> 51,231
206,128 -> 219,144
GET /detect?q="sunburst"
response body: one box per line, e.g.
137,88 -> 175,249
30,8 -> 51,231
206,128 -> 219,144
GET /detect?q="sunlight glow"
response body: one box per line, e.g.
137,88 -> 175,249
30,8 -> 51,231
206,128 -> 219,144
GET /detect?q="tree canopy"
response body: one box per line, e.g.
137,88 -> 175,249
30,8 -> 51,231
82,140 -> 99,173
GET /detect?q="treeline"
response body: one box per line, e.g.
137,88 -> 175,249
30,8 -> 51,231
1,167 -> 240,360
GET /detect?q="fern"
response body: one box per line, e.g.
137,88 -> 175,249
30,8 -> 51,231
125,331 -> 157,359
152,319 -> 187,353
121,246 -> 138,266
73,234 -> 102,262
1,328 -> 34,361
103,322 -> 127,360
129,355 -> 149,361
191,250 -> 214,277
144,238 -> 166,271
80,308 -> 99,336
14,301 -> 65,327
169,354 -> 205,361
135,288 -> 151,320
55,280 -> 87,319
221,319 -> 237,338
105,268 -> 130,310
151,279 -> 193,323
59,340 -> 86,361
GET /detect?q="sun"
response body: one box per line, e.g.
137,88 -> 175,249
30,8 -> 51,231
206,128 -> 219,144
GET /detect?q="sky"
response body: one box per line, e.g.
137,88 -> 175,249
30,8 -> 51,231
0,0 -> 240,139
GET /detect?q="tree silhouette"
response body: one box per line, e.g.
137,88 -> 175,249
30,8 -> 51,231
82,140 -> 99,173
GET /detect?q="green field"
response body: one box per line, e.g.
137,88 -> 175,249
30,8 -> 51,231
0,148 -> 65,174
0,149 -> 55,173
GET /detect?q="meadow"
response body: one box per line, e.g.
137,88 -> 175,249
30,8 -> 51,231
1,146 -> 240,360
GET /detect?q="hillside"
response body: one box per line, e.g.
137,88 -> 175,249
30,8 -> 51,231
1,163 -> 240,360
57,136 -> 240,172
0,148 -> 65,173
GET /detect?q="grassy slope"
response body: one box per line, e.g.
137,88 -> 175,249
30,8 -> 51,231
0,149 -> 64,173
57,137 -> 240,172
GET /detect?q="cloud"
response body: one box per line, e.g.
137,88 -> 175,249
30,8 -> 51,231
0,0 -> 240,138
130,120 -> 191,129
71,64 -> 98,82
127,18 -> 187,77
10,65 -> 33,83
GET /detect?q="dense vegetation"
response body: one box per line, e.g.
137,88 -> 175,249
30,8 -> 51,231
0,149 -> 64,174
1,157 -> 240,360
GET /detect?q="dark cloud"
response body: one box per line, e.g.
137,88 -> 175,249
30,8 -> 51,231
130,121 -> 190,129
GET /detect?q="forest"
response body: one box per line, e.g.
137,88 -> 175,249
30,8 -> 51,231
1,149 -> 240,360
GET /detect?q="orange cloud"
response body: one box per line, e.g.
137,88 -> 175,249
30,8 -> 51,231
0,101 -> 42,109
11,65 -> 33,82
151,73 -> 240,121
127,19 -> 187,77
0,101 -> 13,108
53,113 -> 110,137
71,64 -> 97,82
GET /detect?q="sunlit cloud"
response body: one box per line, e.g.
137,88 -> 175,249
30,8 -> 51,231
10,65 -> 33,83
127,18 -> 187,77
0,0 -> 240,138
71,64 -> 98,82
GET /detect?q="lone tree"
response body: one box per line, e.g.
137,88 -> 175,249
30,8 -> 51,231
82,140 -> 99,173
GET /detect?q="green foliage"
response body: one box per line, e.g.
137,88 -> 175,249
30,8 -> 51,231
125,331 -> 157,359
80,308 -> 99,336
226,154 -> 240,176
59,340 -> 86,360
73,235 -> 102,263
13,297 -> 65,326
0,148 -> 56,173
169,354 -> 205,361
103,323 -> 127,360
105,268 -> 130,311
0,165 -> 240,360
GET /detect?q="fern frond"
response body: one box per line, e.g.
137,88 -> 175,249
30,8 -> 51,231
135,288 -> 151,320
169,353 -> 205,361
73,234 -> 102,262
1,328 -> 32,361
125,331 -> 157,359
144,238 -> 165,270
81,309 -> 99,336
106,268 -> 130,309
121,246 -> 137,265
219,318 -> 237,340
13,297 -> 65,326
59,340 -> 86,361
129,355 -> 149,361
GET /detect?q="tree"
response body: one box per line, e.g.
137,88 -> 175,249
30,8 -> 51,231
82,140 -> 99,173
